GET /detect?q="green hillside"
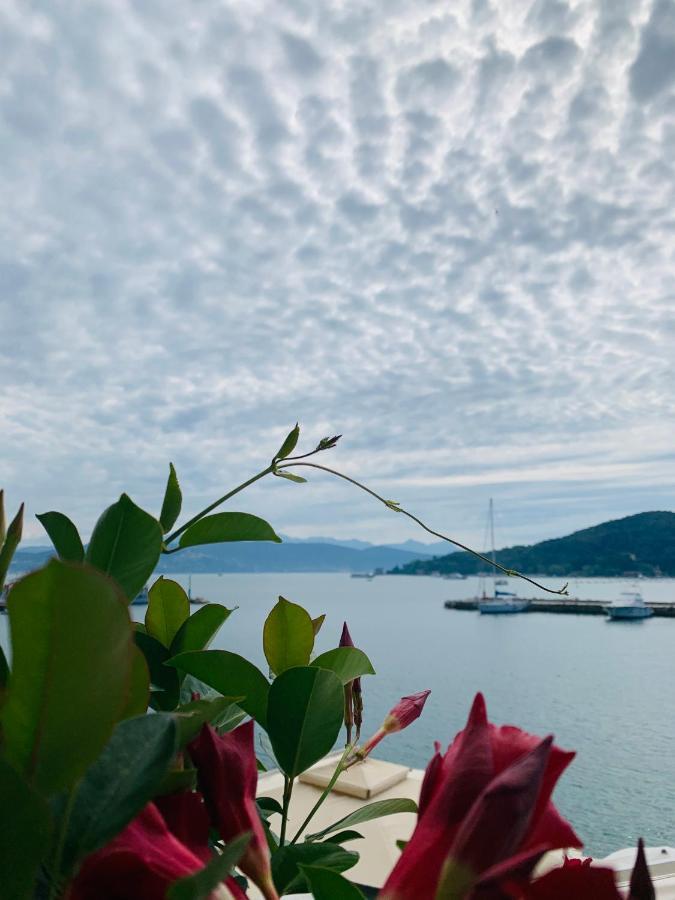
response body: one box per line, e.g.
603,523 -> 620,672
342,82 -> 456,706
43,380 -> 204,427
391,511 -> 675,578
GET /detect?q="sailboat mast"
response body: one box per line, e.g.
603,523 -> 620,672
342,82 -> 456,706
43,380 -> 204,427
489,498 -> 496,594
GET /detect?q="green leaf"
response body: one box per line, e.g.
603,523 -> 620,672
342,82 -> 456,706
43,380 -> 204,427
307,798 -> 418,841
1,560 -> 133,794
0,503 -> 23,591
55,714 -> 177,877
156,768 -> 198,796
160,462 -> 182,533
146,577 -> 190,648
0,489 -> 5,545
134,631 -> 180,712
168,833 -> 251,900
263,596 -> 315,675
310,648 -> 375,685
0,643 -> 8,694
178,512 -> 281,549
0,758 -> 52,900
275,471 -> 307,484
119,644 -> 150,719
167,650 -> 270,728
36,511 -> 84,562
173,695 -> 245,747
257,796 -> 284,818
300,865 -> 367,900
272,843 -> 358,895
85,493 -> 163,601
170,603 -> 234,657
267,667 -> 344,778
273,423 -> 300,461
311,614 -> 326,637
322,830 -> 364,845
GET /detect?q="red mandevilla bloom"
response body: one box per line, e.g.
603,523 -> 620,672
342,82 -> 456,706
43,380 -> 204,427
188,720 -> 278,900
379,693 -> 582,900
359,690 -> 431,758
66,801 -> 246,900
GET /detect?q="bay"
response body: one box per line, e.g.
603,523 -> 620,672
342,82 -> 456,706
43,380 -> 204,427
2,572 -> 673,857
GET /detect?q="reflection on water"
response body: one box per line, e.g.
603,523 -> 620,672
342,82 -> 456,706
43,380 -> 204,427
2,572 -> 674,856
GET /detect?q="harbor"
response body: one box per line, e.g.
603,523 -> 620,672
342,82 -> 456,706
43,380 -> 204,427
444,597 -> 675,617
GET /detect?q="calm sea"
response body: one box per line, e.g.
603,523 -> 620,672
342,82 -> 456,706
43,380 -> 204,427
2,572 -> 674,857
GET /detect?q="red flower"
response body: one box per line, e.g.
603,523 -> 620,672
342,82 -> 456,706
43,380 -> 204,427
380,693 -> 581,900
516,864 -> 621,899
359,690 -> 431,758
188,721 -> 278,900
66,802 -> 247,900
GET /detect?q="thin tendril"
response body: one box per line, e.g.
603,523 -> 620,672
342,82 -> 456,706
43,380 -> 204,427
277,461 -> 568,597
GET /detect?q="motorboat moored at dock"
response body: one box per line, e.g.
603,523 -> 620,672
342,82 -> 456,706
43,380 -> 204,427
606,590 -> 654,621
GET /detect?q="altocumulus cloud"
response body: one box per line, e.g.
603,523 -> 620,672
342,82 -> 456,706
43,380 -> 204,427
1,0 -> 674,548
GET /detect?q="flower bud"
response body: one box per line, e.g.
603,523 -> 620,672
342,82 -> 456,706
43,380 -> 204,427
357,690 -> 431,760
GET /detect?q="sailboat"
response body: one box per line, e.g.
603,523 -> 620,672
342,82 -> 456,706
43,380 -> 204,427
477,500 -> 530,615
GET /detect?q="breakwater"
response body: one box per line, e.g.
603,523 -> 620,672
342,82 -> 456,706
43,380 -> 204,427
444,598 -> 675,617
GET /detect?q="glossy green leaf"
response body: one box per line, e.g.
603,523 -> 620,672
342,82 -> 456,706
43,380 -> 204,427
146,577 -> 190,648
173,695 -> 244,747
178,512 -> 281,549
36,511 -> 84,562
0,758 -> 51,900
119,644 -> 150,719
160,462 -> 182,534
275,471 -> 307,484
170,603 -> 234,657
267,667 -> 344,778
157,768 -> 197,796
0,643 -> 8,694
86,493 -> 163,601
310,648 -> 376,685
55,714 -> 177,876
311,614 -> 326,637
307,798 -> 418,841
263,596 -> 315,675
272,843 -> 358,895
134,631 -> 180,711
301,865 -> 367,900
0,503 -> 23,591
168,833 -> 251,900
1,560 -> 133,794
273,423 -> 300,461
167,650 -> 270,728
322,830 -> 364,845
257,796 -> 284,818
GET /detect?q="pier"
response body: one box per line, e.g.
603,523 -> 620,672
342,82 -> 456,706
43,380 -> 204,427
444,598 -> 675,617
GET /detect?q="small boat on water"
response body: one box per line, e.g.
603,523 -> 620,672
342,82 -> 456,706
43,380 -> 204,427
473,503 -> 530,615
606,590 -> 654,621
479,591 -> 531,615
351,572 -> 375,580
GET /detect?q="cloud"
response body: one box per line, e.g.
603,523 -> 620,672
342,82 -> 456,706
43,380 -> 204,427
1,0 -> 674,550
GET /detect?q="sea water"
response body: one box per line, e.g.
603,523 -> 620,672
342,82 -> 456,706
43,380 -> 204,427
2,572 -> 674,856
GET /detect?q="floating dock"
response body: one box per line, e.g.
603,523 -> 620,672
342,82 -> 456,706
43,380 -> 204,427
444,598 -> 675,617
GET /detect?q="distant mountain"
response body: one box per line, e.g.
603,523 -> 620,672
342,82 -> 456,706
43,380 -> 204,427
391,511 -> 675,578
9,540 -> 428,576
280,535 -> 446,555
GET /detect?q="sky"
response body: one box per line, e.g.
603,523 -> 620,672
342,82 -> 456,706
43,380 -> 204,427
1,0 -> 675,551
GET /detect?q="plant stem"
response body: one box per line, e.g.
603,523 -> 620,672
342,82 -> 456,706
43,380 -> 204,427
279,775 -> 294,846
290,744 -> 353,844
163,465 -> 274,548
278,461 -> 568,597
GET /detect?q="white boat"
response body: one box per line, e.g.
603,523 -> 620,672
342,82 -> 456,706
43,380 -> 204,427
475,501 -> 530,615
606,590 -> 653,621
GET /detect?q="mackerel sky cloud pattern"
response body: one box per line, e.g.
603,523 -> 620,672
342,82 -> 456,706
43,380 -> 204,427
1,0 -> 674,545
